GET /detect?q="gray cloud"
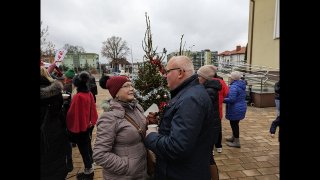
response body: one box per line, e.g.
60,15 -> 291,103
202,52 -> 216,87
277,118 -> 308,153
41,0 -> 249,63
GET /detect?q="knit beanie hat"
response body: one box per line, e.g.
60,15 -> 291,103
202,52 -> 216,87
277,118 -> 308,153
197,65 -> 217,80
73,71 -> 90,92
106,76 -> 130,98
65,69 -> 75,79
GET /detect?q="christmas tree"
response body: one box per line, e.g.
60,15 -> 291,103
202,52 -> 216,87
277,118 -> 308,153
134,13 -> 169,118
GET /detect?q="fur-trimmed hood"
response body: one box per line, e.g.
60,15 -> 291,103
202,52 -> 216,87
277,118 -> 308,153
40,80 -> 63,99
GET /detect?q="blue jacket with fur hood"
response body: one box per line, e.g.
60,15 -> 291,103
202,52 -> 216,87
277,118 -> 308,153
224,80 -> 247,121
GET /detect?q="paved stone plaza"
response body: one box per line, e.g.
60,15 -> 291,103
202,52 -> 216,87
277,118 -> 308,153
66,77 -> 279,180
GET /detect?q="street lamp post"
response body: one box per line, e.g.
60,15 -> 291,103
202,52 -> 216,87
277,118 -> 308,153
189,45 -> 195,52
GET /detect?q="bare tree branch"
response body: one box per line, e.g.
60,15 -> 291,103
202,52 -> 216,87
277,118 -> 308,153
101,36 -> 129,62
179,34 -> 184,55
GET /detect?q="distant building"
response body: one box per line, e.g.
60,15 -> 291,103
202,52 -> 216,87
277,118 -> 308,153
132,62 -> 143,74
63,53 -> 99,70
218,45 -> 246,70
167,49 -> 218,70
109,58 -> 131,73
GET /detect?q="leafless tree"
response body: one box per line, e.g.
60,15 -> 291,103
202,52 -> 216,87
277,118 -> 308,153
41,21 -> 55,56
142,12 -> 166,62
101,36 -> 130,62
63,44 -> 86,54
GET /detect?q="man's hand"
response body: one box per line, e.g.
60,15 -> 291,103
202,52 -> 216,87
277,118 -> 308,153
146,112 -> 159,125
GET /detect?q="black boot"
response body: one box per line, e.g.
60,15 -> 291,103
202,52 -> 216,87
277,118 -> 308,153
76,171 -> 94,180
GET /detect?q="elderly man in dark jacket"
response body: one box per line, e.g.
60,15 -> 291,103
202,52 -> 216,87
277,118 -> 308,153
145,56 -> 215,180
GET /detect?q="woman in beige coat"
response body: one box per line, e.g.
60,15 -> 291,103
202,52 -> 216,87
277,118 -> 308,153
93,76 -> 148,180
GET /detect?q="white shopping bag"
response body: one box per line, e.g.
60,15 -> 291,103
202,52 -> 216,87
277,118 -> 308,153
144,103 -> 159,116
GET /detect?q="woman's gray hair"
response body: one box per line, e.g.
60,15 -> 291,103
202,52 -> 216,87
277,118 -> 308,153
230,71 -> 242,80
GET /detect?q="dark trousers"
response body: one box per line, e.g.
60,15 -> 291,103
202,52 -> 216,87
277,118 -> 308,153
77,138 -> 93,169
68,127 -> 94,169
66,141 -> 72,161
230,120 -> 240,138
214,127 -> 222,148
270,115 -> 280,134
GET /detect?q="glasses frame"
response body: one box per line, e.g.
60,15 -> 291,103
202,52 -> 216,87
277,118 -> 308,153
165,68 -> 181,74
121,84 -> 134,89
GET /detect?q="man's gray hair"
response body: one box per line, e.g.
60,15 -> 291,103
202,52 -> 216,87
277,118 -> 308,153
174,56 -> 195,74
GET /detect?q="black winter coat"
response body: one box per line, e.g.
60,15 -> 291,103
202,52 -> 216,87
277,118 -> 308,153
203,79 -> 222,145
40,78 -> 68,180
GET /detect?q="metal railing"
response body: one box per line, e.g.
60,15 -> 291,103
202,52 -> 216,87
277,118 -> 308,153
217,62 -> 279,93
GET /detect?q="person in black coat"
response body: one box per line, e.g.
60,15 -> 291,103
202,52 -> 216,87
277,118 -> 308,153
197,65 -> 222,180
88,72 -> 98,103
40,66 -> 68,180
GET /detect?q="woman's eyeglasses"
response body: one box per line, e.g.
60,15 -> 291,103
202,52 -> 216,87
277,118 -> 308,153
121,84 -> 134,89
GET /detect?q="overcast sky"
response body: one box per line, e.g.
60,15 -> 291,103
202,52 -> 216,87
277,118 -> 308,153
41,0 -> 249,63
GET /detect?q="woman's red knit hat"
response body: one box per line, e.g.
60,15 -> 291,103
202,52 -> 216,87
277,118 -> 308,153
106,76 -> 130,98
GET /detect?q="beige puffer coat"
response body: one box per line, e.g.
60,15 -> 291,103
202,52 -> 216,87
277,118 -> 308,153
93,99 -> 148,180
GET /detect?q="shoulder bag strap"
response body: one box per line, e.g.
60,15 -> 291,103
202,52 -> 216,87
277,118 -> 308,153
124,113 -> 146,139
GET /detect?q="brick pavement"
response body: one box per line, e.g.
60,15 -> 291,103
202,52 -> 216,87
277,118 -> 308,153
66,78 -> 279,180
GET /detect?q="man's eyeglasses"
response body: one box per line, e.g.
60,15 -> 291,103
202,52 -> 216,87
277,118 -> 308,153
121,84 -> 134,89
164,68 -> 181,74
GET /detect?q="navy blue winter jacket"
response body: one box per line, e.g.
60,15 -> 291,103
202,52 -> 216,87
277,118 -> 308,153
145,74 -> 214,180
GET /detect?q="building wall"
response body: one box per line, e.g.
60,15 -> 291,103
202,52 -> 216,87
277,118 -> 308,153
230,54 -> 245,65
63,53 -> 99,69
167,50 -> 218,70
218,52 -> 244,69
248,0 -> 279,69
204,51 -> 211,65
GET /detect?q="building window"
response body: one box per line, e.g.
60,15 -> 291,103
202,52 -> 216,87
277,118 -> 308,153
273,0 -> 280,39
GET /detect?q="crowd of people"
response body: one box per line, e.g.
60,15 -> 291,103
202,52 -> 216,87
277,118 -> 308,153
40,56 -> 278,180
40,62 -> 99,180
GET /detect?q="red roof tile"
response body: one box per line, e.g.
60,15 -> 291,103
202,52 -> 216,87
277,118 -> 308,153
218,46 -> 246,56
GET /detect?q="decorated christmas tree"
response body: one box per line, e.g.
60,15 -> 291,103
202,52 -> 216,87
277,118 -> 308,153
134,13 -> 169,118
